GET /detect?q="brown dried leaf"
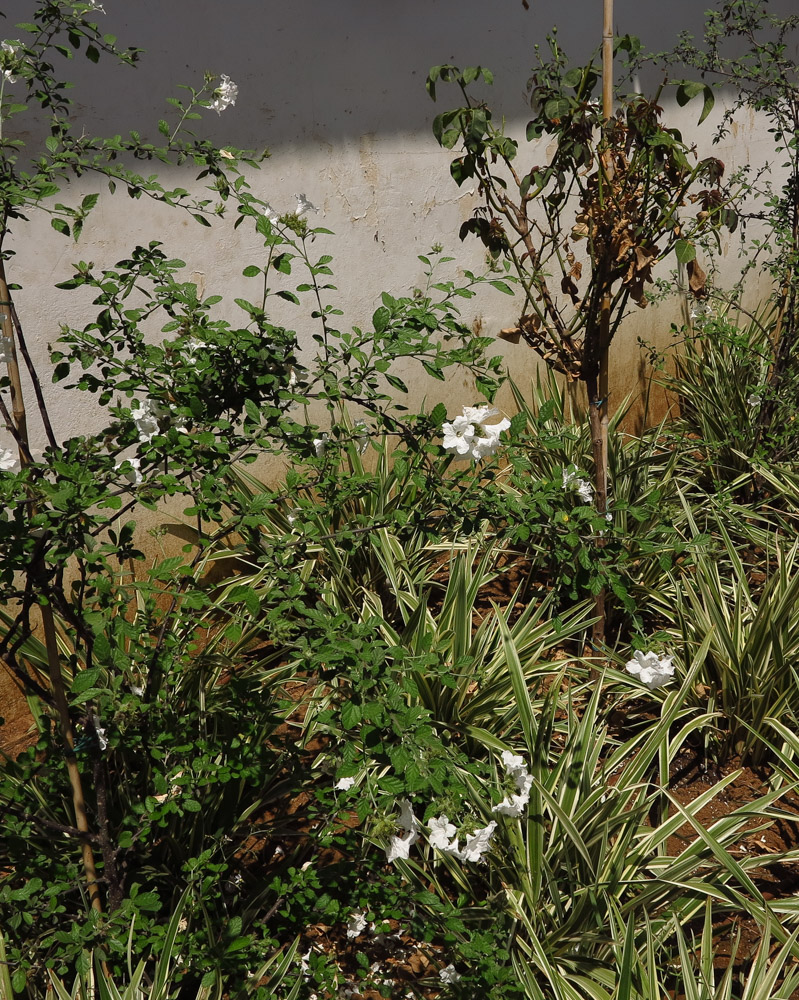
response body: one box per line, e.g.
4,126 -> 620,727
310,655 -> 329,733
561,274 -> 579,304
498,327 -> 521,344
687,258 -> 707,298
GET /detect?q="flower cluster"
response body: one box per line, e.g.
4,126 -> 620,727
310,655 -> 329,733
385,800 -> 497,865
492,749 -> 533,818
210,74 -> 238,114
441,405 -> 510,462
625,649 -> 675,689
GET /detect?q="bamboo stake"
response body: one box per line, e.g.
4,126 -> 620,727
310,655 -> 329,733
599,0 -> 614,499
588,0 -> 614,651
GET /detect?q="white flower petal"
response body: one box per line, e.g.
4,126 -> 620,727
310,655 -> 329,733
625,650 -> 675,689
458,820 -> 497,862
210,74 -> 238,114
439,964 -> 462,984
295,193 -> 318,217
428,815 -> 458,852
346,911 -> 369,939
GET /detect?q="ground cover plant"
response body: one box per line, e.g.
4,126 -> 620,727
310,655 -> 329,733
3,1 -> 799,998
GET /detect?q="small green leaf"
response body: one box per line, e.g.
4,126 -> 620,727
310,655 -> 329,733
341,701 -> 362,730
430,402 -> 448,426
674,239 -> 696,265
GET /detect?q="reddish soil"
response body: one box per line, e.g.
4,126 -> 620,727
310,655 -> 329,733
0,661 -> 35,759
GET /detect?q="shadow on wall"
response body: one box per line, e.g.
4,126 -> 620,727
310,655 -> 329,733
2,0 -> 741,149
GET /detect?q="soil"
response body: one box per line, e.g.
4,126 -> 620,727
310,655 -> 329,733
0,661 -> 35,759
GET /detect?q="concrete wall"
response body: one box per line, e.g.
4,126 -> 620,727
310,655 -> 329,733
0,0 -> 789,463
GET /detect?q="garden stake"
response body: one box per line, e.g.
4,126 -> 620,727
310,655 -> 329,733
587,0 -> 615,652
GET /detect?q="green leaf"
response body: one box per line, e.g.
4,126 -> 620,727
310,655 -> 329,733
430,402 -> 447,426
526,120 -> 545,141
675,80 -> 715,125
72,668 -> 101,695
341,701 -> 362,730
544,97 -> 571,121
51,219 -> 70,237
242,264 -> 261,277
132,891 -> 160,912
509,411 -> 527,436
674,239 -> 696,265
489,279 -> 515,295
372,306 -> 391,333
384,373 -> 408,393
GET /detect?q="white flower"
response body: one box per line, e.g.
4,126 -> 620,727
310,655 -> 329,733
428,815 -> 458,853
346,911 -> 368,939
747,394 -> 760,407
116,457 -> 142,485
385,799 -> 421,864
625,650 -> 675,689
1,41 -> 20,84
494,750 -> 533,817
462,405 -> 499,426
0,447 -> 16,471
334,776 -> 356,791
133,399 -> 168,443
354,421 -> 369,455
210,74 -> 238,114
458,820 -> 497,863
562,466 -> 593,503
295,193 -> 318,217
184,337 -> 211,367
312,434 -> 327,458
500,750 -> 527,779
439,964 -> 462,984
92,714 -> 108,751
493,772 -> 533,817
469,419 -> 510,461
441,415 -> 476,457
441,406 -> 510,462
263,203 -> 280,224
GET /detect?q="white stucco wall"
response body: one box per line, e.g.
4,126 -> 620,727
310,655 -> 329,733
0,0 -> 792,460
